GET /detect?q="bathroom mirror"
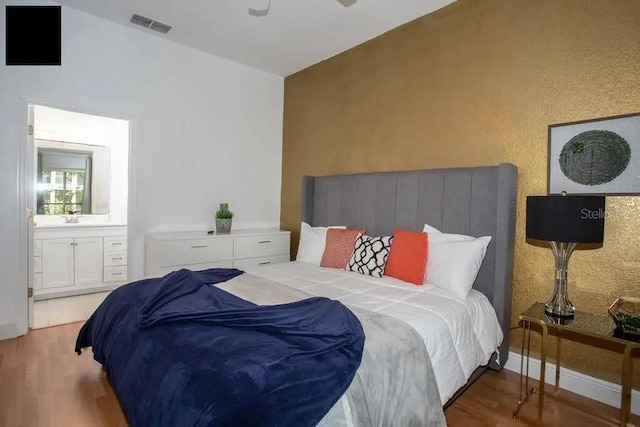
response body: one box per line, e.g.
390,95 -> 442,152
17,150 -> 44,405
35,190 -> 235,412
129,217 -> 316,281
35,140 -> 111,215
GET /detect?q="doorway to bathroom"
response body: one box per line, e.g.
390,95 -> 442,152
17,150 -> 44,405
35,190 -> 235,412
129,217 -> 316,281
28,104 -> 130,329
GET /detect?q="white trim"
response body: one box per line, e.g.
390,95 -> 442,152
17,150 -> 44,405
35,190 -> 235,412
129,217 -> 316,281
15,96 -> 135,340
0,324 -> 18,341
16,98 -> 30,337
505,351 -> 640,415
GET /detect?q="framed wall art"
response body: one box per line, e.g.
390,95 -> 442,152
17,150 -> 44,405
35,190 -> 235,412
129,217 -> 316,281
548,112 -> 640,195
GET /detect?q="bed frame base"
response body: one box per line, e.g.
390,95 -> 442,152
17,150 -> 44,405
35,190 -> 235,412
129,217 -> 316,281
443,351 -> 502,408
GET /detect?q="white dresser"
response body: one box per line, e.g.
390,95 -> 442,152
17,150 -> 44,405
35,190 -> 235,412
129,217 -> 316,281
33,225 -> 128,300
145,229 -> 291,278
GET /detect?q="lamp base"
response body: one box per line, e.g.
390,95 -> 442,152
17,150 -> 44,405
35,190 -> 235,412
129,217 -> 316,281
544,303 -> 575,319
545,241 -> 577,319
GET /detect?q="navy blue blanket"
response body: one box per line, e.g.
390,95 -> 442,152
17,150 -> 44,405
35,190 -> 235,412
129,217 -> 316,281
75,268 -> 365,427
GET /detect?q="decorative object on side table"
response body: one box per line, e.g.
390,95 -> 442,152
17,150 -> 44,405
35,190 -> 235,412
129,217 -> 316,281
215,202 -> 233,234
548,112 -> 640,195
609,297 -> 640,343
526,193 -> 605,319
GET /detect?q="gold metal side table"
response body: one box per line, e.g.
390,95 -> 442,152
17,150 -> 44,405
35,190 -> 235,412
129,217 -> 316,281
513,302 -> 639,426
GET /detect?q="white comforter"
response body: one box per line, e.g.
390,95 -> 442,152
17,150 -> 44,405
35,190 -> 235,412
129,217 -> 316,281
243,261 -> 503,404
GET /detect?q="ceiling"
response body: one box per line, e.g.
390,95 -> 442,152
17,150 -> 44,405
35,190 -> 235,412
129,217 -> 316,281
55,0 -> 455,76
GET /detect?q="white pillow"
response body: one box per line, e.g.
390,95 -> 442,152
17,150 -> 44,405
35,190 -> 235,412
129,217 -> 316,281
423,223 -> 476,242
296,222 -> 346,265
422,223 -> 491,298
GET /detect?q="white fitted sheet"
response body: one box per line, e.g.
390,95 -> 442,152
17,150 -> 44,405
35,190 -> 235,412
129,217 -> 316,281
245,261 -> 503,404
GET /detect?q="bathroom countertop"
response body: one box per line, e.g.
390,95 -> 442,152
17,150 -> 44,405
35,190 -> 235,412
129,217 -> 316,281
34,223 -> 127,229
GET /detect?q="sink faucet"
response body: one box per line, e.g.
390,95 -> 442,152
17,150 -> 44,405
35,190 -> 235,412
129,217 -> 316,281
63,214 -> 80,224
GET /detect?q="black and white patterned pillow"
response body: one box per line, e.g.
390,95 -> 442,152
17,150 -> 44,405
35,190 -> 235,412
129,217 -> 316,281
346,234 -> 393,278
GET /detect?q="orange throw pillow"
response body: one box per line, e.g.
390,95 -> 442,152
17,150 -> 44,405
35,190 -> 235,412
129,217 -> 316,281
321,228 -> 366,269
384,228 -> 428,285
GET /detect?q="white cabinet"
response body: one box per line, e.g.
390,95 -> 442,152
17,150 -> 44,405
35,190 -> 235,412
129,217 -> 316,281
33,239 -> 43,290
73,238 -> 104,286
41,238 -> 75,289
146,229 -> 290,278
104,236 -> 127,252
104,265 -> 128,283
103,235 -> 128,283
41,237 -> 103,289
233,255 -> 290,271
34,226 -> 127,300
154,238 -> 233,267
233,234 -> 290,259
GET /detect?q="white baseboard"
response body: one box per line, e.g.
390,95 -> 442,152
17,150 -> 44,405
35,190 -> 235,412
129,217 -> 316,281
0,324 -> 18,341
504,351 -> 640,415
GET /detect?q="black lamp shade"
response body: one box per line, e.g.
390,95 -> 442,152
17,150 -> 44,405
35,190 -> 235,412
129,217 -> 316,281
526,195 -> 605,244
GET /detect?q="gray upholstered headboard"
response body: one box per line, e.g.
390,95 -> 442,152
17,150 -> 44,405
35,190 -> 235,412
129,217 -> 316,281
301,163 -> 517,369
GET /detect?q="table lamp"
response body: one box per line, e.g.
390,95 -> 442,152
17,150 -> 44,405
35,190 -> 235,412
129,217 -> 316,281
526,194 -> 605,318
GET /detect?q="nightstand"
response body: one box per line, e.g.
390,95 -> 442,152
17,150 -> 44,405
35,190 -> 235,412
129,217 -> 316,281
513,302 -> 639,426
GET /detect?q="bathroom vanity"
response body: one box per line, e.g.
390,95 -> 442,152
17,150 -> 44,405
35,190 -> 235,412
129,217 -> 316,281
33,224 -> 128,300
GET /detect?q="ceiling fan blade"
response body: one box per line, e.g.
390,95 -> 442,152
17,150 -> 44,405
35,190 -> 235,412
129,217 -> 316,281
248,8 -> 269,16
249,0 -> 271,17
337,0 -> 357,6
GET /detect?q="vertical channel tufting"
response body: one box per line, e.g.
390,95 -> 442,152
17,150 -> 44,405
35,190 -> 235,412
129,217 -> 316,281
301,176 -> 315,225
470,167 -> 499,298
442,169 -> 473,235
324,178 -> 343,226
357,175 -> 377,234
312,178 -> 328,226
469,168 -> 498,237
417,170 -> 445,231
492,163 -> 518,370
374,173 -> 398,236
341,178 -> 359,228
302,163 -> 518,371
395,173 -> 420,231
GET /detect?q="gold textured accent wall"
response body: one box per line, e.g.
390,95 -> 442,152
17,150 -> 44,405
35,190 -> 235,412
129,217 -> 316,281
282,0 -> 640,385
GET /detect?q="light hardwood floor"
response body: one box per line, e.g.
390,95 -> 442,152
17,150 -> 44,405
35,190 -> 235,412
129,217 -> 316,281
0,322 -> 637,427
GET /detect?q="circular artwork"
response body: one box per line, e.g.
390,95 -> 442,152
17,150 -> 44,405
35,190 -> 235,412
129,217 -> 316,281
559,130 -> 631,186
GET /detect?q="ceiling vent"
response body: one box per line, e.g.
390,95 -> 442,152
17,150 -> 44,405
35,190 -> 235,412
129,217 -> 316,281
149,21 -> 172,34
130,13 -> 172,34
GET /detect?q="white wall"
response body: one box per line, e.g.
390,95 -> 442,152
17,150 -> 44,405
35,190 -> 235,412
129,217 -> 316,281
0,1 -> 284,338
34,106 -> 130,224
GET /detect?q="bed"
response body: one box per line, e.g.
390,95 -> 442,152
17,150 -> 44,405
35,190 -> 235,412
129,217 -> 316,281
76,163 -> 517,426
235,261 -> 504,406
298,163 -> 518,394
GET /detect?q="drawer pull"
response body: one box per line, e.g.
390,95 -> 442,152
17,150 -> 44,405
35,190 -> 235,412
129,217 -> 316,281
258,240 -> 272,244
111,242 -> 123,246
111,272 -> 123,276
111,257 -> 123,261
191,245 -> 208,249
258,262 -> 271,265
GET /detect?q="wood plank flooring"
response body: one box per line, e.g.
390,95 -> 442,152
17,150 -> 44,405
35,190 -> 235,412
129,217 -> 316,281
0,322 -> 637,427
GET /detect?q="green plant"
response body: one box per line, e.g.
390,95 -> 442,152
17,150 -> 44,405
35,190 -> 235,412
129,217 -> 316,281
216,202 -> 234,219
619,313 -> 640,330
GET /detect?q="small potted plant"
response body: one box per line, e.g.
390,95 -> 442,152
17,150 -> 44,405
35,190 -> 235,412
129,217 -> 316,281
215,202 -> 233,234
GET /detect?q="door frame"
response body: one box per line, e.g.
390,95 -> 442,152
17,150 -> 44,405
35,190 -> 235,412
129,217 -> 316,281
16,96 -> 135,336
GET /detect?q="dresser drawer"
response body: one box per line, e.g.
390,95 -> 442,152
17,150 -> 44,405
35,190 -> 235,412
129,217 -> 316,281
157,261 -> 233,277
155,238 -> 233,267
104,250 -> 127,267
234,234 -> 289,259
104,236 -> 127,252
234,255 -> 290,271
104,266 -> 127,283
